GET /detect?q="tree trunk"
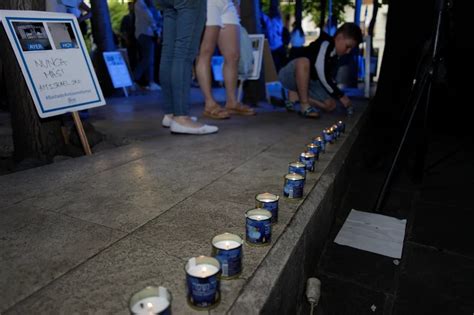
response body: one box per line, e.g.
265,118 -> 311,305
319,0 -> 327,29
295,0 -> 303,29
0,0 -> 66,163
90,0 -> 115,52
90,0 -> 116,95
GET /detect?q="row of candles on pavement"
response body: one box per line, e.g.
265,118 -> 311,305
129,121 -> 346,314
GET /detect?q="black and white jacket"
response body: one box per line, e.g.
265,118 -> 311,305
302,32 -> 344,99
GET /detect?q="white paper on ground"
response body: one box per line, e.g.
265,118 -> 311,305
334,209 -> 407,259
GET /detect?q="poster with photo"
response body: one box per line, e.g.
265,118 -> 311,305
102,51 -> 132,88
0,10 -> 105,118
247,34 -> 265,80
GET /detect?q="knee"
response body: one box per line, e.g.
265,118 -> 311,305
295,58 -> 310,70
197,47 -> 215,62
223,51 -> 240,64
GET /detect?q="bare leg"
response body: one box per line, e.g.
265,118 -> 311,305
218,24 -> 239,106
196,26 -> 221,109
294,58 -> 318,117
288,90 -> 299,102
309,98 -> 337,112
219,24 -> 255,115
294,58 -> 310,105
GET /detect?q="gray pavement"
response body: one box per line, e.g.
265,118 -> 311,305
0,88 -> 368,314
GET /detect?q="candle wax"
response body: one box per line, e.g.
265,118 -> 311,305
187,263 -> 219,278
131,296 -> 169,314
249,215 -> 269,220
214,240 -> 241,250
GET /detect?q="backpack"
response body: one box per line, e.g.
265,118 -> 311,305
239,26 -> 254,79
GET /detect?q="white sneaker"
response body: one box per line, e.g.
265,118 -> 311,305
162,115 -> 198,128
146,82 -> 161,91
170,120 -> 218,135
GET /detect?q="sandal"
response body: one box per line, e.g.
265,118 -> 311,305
225,103 -> 256,116
203,105 -> 230,120
298,106 -> 320,119
284,100 -> 296,112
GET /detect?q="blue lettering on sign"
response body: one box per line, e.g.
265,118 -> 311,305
27,43 -> 44,51
60,42 -> 74,49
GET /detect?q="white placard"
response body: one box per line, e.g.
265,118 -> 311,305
334,209 -> 407,259
211,34 -> 264,82
0,10 -> 105,118
103,51 -> 132,88
246,34 -> 264,80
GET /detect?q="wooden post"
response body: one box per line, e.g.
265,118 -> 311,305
71,111 -> 92,155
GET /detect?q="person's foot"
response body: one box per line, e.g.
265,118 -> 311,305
225,102 -> 256,116
162,114 -> 197,128
203,102 -> 230,120
299,103 -> 320,119
170,116 -> 218,135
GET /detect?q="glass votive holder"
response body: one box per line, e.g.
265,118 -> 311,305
255,192 -> 280,223
211,233 -> 243,279
185,256 -> 221,310
245,208 -> 272,246
129,286 -> 171,315
283,173 -> 305,199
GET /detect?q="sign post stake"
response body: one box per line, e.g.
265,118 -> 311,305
123,87 -> 129,97
71,111 -> 92,155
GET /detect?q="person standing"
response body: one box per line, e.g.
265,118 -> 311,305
195,0 -> 256,120
133,0 -> 161,91
120,1 -> 138,71
158,0 -> 218,135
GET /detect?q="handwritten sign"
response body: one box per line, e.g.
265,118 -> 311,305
103,51 -> 132,88
0,10 -> 105,118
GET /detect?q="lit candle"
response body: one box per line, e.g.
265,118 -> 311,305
299,151 -> 316,172
245,209 -> 272,246
185,256 -> 221,308
214,240 -> 241,250
129,286 -> 171,315
249,214 -> 269,220
212,233 -> 243,278
283,173 -> 305,199
187,263 -> 219,278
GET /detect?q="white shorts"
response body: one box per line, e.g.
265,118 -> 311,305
206,0 -> 240,27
